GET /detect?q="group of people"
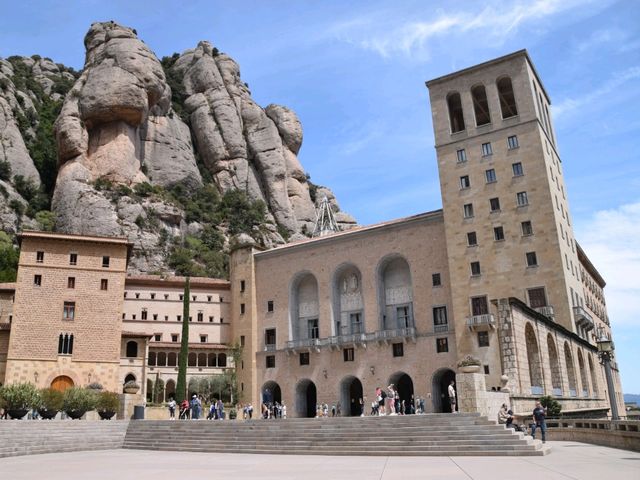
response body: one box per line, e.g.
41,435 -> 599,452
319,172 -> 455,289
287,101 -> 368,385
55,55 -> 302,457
167,395 -> 225,420
262,402 -> 286,419
498,400 -> 547,443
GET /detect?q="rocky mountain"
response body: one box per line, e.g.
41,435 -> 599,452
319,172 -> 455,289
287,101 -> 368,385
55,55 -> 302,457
0,21 -> 355,277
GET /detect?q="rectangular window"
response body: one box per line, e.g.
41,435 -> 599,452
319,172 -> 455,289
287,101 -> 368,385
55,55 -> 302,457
512,162 -> 523,176
489,197 -> 500,212
240,280 -> 245,292
207,295 -> 212,302
507,135 -> 519,149
478,331 -> 490,347
493,226 -> 504,241
308,319 -> 319,339
100,279 -> 108,291
484,365 -> 490,375
240,303 -> 245,315
396,306 -> 412,328
299,352 -> 310,365
69,253 -> 77,265
34,274 -> 42,286
200,335 -> 207,343
481,142 -> 493,156
179,294 -> 183,301
197,312 -> 203,322
528,287 -> 547,308
102,256 -> 110,268
153,314 -> 158,320
436,337 -> 449,353
343,348 -> 355,362
36,251 -> 44,263
63,301 -> 75,320
67,277 -> 75,289
467,231 -> 478,246
433,306 -> 448,327
265,328 -> 276,346
135,293 -> 140,299
485,169 -> 497,183
154,334 -> 161,342
171,334 -> 178,342
141,309 -> 148,320
240,335 -> 245,347
470,261 -> 481,276
463,203 -> 474,218
526,251 -> 538,267
432,273 -> 441,287
516,191 -> 529,206
521,221 -> 533,236
209,316 -> 214,322
459,175 -> 470,189
471,296 -> 489,315
456,148 -> 467,163
392,342 -> 404,357
350,312 -> 363,333
267,300 -> 274,312
266,355 -> 276,368
57,333 -> 74,355
177,315 -> 181,322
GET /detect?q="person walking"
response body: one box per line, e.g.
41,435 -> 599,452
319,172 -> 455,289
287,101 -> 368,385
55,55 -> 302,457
531,401 -> 547,443
448,380 -> 457,413
168,397 -> 176,420
387,384 -> 396,415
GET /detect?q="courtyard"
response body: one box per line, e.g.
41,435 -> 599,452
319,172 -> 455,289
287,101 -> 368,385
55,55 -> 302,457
0,442 -> 638,480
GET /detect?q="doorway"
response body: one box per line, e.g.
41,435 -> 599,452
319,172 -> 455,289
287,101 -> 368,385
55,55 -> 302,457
432,368 -> 456,413
340,376 -> 363,416
295,379 -> 317,417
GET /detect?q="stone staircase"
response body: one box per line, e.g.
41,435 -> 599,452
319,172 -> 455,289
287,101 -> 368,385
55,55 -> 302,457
0,420 -> 129,458
123,413 -> 550,456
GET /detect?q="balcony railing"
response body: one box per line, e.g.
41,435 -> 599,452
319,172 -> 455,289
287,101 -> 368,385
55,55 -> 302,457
534,305 -> 555,318
286,327 -> 416,350
434,324 -> 449,333
264,344 -> 276,352
573,306 -> 594,331
466,314 -> 495,328
372,327 -> 416,341
285,338 -> 320,350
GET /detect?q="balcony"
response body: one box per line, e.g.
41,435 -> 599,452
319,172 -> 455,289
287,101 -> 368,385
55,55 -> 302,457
466,314 -> 495,329
573,306 -> 594,331
285,338 -> 320,351
434,323 -> 449,333
372,327 -> 416,344
534,305 -> 555,318
264,344 -> 276,352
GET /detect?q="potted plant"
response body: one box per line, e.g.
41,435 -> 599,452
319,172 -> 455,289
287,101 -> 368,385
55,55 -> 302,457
95,391 -> 119,420
63,386 -> 96,419
0,383 -> 39,419
457,355 -> 482,373
36,388 -> 64,420
86,382 -> 104,392
123,380 -> 140,394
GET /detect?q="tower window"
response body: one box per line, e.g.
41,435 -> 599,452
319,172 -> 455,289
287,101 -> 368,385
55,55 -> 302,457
36,251 -> 44,263
470,261 -> 481,276
463,203 -> 474,218
481,142 -> 493,156
299,352 -> 310,365
69,253 -> 77,265
240,280 -> 245,292
512,162 -> 524,177
489,197 -> 500,212
34,274 -> 42,286
436,337 -> 449,353
392,342 -> 404,357
102,256 -> 110,268
493,226 -> 505,241
456,149 -> 467,163
240,303 -> 245,315
460,175 -> 470,189
507,135 -> 519,149
521,221 -> 533,236
447,92 -> 465,133
100,279 -> 108,290
526,252 -> 538,267
67,277 -> 75,289
478,331 -> 490,347
432,273 -> 441,287
471,84 -> 491,126
485,169 -> 497,183
63,302 -> 75,320
516,191 -> 529,207
141,309 -> 147,320
266,355 -> 276,368
267,300 -> 274,312
58,333 -> 74,355
467,231 -> 478,246
343,348 -> 355,362
497,77 -> 518,118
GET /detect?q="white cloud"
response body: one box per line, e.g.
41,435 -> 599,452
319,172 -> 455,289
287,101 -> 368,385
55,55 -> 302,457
576,202 -> 640,328
331,0 -> 603,58
553,66 -> 640,119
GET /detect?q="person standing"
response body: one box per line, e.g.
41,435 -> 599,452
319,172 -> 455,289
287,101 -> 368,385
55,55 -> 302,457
531,401 -> 547,443
448,380 -> 457,413
168,398 -> 176,420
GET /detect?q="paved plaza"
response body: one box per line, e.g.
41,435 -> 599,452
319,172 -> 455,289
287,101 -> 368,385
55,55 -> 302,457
0,442 -> 638,480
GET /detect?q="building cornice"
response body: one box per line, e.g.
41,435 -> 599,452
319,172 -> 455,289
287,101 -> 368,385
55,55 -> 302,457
576,243 -> 606,288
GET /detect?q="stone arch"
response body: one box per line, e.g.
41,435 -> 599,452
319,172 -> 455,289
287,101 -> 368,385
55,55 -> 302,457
261,380 -> 282,406
446,91 -> 465,133
497,76 -> 518,118
471,84 -> 491,126
377,254 -> 414,330
389,371 -> 414,413
148,351 -> 157,366
167,352 -> 177,367
588,354 -> 599,396
332,263 -> 364,336
126,340 -> 138,358
208,353 -> 217,367
157,352 -> 167,366
124,373 -> 136,384
188,352 -> 197,367
577,349 -> 589,396
50,375 -> 74,392
564,342 -> 578,397
432,368 -> 456,413
295,379 -> 317,418
339,375 -> 364,416
525,323 -> 543,394
289,271 -> 320,341
218,353 -> 227,367
547,334 -> 562,395
165,379 -> 176,400
197,353 -> 207,367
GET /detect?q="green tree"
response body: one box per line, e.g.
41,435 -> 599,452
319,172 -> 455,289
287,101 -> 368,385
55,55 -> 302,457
539,395 -> 562,418
0,232 -> 19,282
175,277 -> 190,402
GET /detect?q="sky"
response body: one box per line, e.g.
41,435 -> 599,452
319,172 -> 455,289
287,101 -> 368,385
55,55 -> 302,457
1,0 -> 639,393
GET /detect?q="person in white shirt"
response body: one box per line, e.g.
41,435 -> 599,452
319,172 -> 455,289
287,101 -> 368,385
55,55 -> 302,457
448,381 -> 457,413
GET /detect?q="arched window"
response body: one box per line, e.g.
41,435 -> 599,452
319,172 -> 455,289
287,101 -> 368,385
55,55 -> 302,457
208,353 -> 217,367
148,351 -> 156,366
218,353 -> 227,367
58,333 -> 74,355
497,77 -> 518,118
525,324 -> 543,394
447,92 -> 465,133
379,256 -> 413,331
547,334 -> 562,395
188,352 -> 197,367
290,273 -> 320,341
124,373 -> 136,383
332,264 -> 364,336
197,353 -> 207,367
577,349 -> 589,397
165,379 -> 176,400
167,352 -> 177,367
564,343 -> 577,397
157,352 -> 167,367
126,341 -> 138,358
588,354 -> 598,396
471,85 -> 491,126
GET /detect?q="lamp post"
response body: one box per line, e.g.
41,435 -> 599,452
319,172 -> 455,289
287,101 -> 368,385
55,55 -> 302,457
596,328 -> 619,421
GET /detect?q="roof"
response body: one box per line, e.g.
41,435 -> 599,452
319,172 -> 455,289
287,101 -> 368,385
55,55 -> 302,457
19,230 -> 132,246
425,49 -> 552,104
0,282 -> 16,292
149,342 -> 228,350
125,274 -> 230,289
576,243 -> 606,288
255,209 -> 444,259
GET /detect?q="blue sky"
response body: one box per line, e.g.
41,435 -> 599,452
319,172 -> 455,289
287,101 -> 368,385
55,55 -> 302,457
1,1 -> 639,394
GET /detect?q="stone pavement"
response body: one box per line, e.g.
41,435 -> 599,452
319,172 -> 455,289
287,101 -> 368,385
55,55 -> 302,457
0,442 -> 638,480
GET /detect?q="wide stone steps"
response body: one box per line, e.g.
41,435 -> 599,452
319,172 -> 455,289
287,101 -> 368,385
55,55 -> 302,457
122,414 -> 549,456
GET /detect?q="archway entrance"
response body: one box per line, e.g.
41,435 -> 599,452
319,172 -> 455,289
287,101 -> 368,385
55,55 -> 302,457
432,368 -> 456,413
295,379 -> 317,418
389,372 -> 414,413
340,376 -> 363,416
262,381 -> 282,406
51,375 -> 74,392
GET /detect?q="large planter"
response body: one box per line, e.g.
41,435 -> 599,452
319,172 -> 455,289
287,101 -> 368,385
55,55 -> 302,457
459,365 -> 481,373
7,409 -> 29,419
98,410 -> 116,420
38,408 -> 59,420
65,409 -> 87,420
123,386 -> 139,394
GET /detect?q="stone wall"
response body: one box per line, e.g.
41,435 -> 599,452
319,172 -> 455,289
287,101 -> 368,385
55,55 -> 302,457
457,371 -> 509,421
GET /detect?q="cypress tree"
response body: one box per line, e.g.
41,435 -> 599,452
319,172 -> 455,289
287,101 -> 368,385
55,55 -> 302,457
176,277 -> 190,402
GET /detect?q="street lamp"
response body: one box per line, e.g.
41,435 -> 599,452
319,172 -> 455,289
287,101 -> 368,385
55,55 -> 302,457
596,327 -> 619,421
